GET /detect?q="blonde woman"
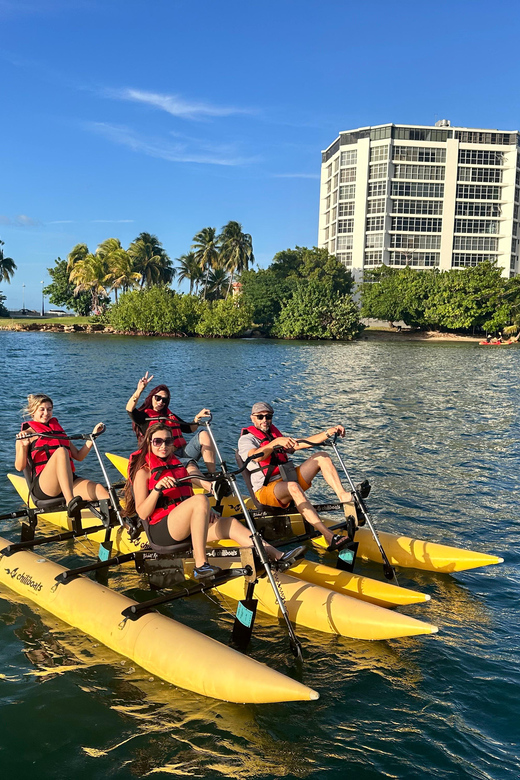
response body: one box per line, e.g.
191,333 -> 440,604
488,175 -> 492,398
15,393 -> 108,515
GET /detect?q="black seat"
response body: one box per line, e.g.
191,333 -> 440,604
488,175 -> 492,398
234,450 -> 297,515
23,465 -> 67,511
139,515 -> 193,556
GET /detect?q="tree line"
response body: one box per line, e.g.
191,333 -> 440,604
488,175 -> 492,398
43,221 -> 254,315
359,262 -> 520,335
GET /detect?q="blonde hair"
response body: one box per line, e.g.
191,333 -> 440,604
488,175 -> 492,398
23,394 -> 53,419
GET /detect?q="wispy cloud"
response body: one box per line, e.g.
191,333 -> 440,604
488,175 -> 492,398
0,214 -> 41,227
47,219 -> 74,224
85,122 -> 256,166
272,173 -> 320,179
90,219 -> 134,223
104,88 -> 255,121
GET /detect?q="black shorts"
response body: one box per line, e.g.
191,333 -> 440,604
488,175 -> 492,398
147,517 -> 191,548
31,473 -> 83,502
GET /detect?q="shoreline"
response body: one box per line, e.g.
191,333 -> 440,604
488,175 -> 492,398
0,320 -> 488,342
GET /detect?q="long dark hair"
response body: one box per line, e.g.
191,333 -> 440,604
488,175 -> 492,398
132,384 -> 171,440
123,422 -> 171,517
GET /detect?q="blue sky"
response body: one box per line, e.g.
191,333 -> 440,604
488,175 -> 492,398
1,0 -> 520,309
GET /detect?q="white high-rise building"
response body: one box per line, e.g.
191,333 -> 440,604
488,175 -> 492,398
319,121 -> 520,281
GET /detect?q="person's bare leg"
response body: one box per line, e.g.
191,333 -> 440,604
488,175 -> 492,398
273,479 -> 335,545
37,447 -> 75,503
199,430 -> 216,473
299,452 -> 352,505
72,479 -> 109,501
164,494 -> 210,567
206,515 -> 284,561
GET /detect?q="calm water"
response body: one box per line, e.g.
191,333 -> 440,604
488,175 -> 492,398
0,332 -> 518,779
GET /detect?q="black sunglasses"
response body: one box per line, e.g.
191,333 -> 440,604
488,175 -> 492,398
151,437 -> 174,447
154,394 -> 169,403
254,414 -> 273,420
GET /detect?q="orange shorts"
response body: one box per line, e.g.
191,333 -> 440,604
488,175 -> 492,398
254,466 -> 311,509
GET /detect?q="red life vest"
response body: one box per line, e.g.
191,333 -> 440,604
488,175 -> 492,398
22,418 -> 75,477
143,451 -> 193,524
241,424 -> 289,485
143,408 -> 187,450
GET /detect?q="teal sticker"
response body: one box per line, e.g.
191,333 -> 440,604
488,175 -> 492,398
236,602 -> 253,628
98,544 -> 111,562
338,548 -> 355,565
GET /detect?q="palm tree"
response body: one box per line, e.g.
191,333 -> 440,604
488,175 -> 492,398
176,252 -> 204,295
127,232 -> 174,288
99,239 -> 141,302
206,267 -> 230,301
218,221 -> 254,298
0,240 -> 16,282
69,252 -> 109,313
192,227 -> 221,300
66,243 -> 89,274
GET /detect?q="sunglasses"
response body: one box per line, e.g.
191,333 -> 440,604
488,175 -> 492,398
151,437 -> 174,447
254,414 -> 273,420
154,394 -> 168,403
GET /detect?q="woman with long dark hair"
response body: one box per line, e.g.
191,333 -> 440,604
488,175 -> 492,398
124,423 -> 294,579
125,372 -> 216,482
15,393 -> 108,516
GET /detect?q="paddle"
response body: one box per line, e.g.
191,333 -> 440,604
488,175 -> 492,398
198,416 -> 304,661
328,434 -> 398,584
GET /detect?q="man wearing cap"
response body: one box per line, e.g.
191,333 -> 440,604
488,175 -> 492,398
237,403 -> 354,551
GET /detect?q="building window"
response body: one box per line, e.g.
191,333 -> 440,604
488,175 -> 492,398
332,191 -> 338,205
326,180 -> 331,194
391,182 -> 444,198
514,204 -> 519,220
511,255 -> 518,270
459,149 -> 504,166
454,131 -> 513,145
458,167 -> 502,183
332,207 -> 337,221
330,239 -> 336,253
391,217 -> 442,232
455,201 -> 501,217
327,164 -> 332,179
336,235 -> 353,250
364,251 -> 383,266
337,219 -> 354,233
388,251 -> 440,267
338,202 -> 354,217
452,254 -> 498,267
392,200 -> 443,215
393,127 -> 449,142
340,167 -> 356,183
336,252 -> 353,266
453,236 -> 498,251
325,195 -> 330,210
369,163 -> 387,179
370,145 -> 389,162
339,184 -> 356,200
390,234 -> 441,249
367,198 -> 386,214
368,181 -> 387,197
366,216 -> 385,231
366,233 -> 384,248
330,222 -> 336,237
333,173 -> 339,188
393,164 -> 445,180
393,146 -> 446,163
370,126 -> 392,141
340,150 -> 357,166
456,185 -> 501,200
325,211 -> 330,226
324,227 -> 329,241
334,157 -> 340,172
454,219 -> 499,234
